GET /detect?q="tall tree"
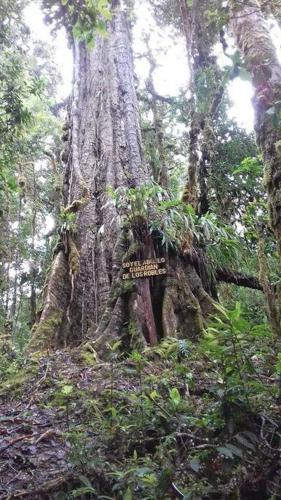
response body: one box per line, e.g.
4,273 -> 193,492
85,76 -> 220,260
30,0 -> 215,354
229,0 -> 281,254
178,0 -> 225,215
0,0 -> 61,344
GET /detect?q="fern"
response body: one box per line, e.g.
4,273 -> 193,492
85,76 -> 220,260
107,182 -> 240,269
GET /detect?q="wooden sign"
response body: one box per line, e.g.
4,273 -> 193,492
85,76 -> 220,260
122,258 -> 166,279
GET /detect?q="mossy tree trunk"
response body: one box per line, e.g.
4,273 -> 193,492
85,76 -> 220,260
30,2 -> 214,354
144,38 -> 168,189
230,0 -> 281,254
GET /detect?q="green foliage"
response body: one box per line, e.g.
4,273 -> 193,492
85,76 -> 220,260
220,284 -> 268,326
0,20 -> 55,199
33,327 -> 278,498
0,0 -> 62,350
0,352 -> 37,396
233,155 -> 263,177
169,387 -> 181,408
69,477 -> 96,498
108,181 -> 165,226
195,65 -> 222,114
204,4 -> 227,31
61,383 -> 74,396
200,302 -> 273,411
53,381 -> 76,430
65,430 -> 95,473
0,42 -> 33,198
145,336 -> 190,360
196,212 -> 240,269
153,198 -> 195,251
1,324 -> 280,498
59,209 -> 77,232
109,182 -> 240,269
0,0 -> 279,496
43,0 -> 111,47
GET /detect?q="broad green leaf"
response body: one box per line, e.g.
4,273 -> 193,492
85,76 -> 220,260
169,387 -> 181,407
135,467 -> 153,477
124,488 -> 133,500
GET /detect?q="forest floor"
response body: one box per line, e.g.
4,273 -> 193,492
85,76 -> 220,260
0,338 -> 281,499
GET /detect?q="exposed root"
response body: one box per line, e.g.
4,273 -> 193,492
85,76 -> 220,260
28,251 -> 71,351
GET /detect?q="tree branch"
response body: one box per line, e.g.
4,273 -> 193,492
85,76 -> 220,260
216,267 -> 263,291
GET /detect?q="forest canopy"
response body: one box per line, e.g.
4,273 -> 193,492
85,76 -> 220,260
1,0 -> 281,498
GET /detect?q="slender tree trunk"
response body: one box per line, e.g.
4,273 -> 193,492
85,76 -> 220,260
0,208 -> 11,336
30,3 -> 214,354
230,0 -> 281,253
258,236 -> 280,335
9,191 -> 22,325
144,39 -> 168,188
179,0 -> 222,215
30,164 -> 37,327
1,214 -> 11,317
4,259 -> 10,317
178,0 -> 199,208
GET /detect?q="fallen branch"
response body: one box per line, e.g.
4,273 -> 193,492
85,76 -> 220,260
0,433 -> 34,452
35,428 -> 57,444
8,475 -> 71,498
0,428 -> 57,453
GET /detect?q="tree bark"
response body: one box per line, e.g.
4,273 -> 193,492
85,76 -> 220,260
178,0 -> 223,215
30,163 -> 37,327
257,236 -> 280,335
230,0 -> 281,253
9,190 -> 23,326
178,0 -> 199,208
30,3 -> 214,354
144,37 -> 168,188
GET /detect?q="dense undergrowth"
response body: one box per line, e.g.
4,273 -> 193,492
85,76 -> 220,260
1,304 -> 281,499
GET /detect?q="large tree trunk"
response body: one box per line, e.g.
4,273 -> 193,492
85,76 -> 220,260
230,0 -> 281,253
29,3 -> 214,354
